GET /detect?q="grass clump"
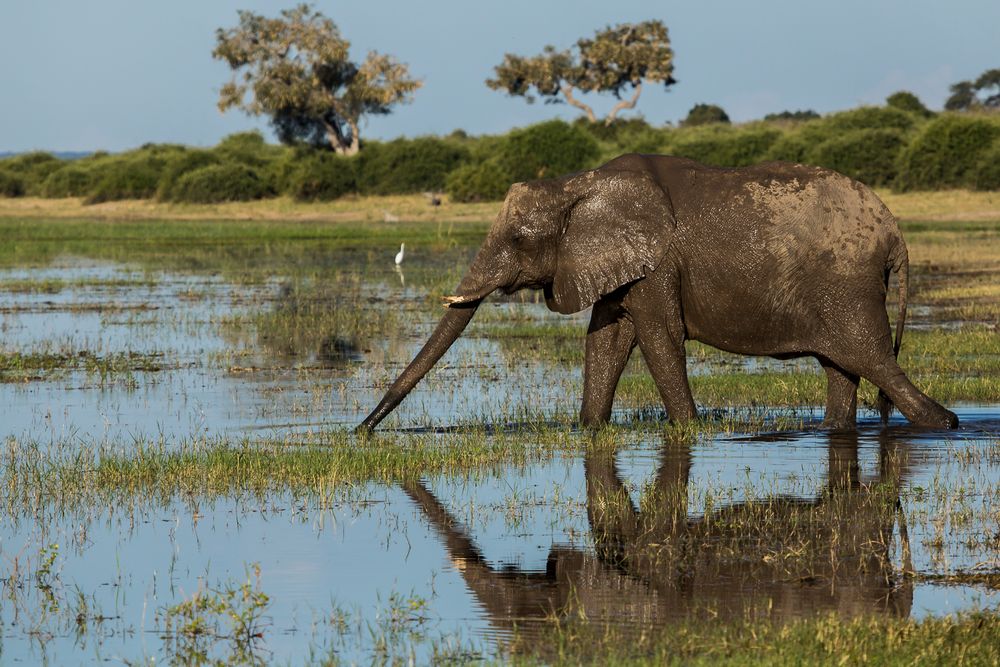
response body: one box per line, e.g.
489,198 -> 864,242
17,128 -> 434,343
0,350 -> 164,382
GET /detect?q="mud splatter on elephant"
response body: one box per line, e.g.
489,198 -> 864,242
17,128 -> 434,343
360,154 -> 957,430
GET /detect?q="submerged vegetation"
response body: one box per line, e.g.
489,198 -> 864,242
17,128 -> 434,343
0,208 -> 996,663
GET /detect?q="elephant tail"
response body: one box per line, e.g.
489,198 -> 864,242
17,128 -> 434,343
878,241 -> 909,423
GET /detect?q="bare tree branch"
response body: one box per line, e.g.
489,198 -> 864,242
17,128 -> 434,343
561,86 -> 597,123
604,82 -> 642,125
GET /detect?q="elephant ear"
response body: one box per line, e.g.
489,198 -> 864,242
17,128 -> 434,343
549,169 -> 676,314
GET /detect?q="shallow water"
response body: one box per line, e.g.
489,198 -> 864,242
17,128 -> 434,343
0,230 -> 998,663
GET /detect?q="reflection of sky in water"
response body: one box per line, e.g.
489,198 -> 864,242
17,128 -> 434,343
4,417 -> 1000,663
1,260 -> 848,443
1,259 -> 999,663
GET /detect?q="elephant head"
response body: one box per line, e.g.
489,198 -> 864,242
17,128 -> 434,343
359,168 -> 676,431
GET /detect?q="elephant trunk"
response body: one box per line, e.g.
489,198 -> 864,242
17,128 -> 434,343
358,270 -> 497,431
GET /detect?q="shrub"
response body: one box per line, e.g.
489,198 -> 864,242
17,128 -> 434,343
682,104 -> 730,127
214,131 -> 277,166
821,106 -> 917,133
763,132 -> 812,163
621,129 -> 669,155
973,139 -> 1000,191
896,114 -> 1000,191
667,125 -> 781,167
808,129 -> 906,187
575,116 -> 652,142
0,168 -> 24,197
886,91 -> 933,118
764,110 -> 820,122
496,120 -> 600,182
170,164 -> 270,203
445,160 -> 510,202
0,151 -> 63,194
156,150 -> 223,200
41,165 -> 94,197
357,137 -> 469,194
85,159 -> 161,204
283,150 -> 357,201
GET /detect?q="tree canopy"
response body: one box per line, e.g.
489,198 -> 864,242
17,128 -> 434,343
213,5 -> 421,155
945,68 -> 1000,112
683,104 -> 730,126
486,20 -> 676,126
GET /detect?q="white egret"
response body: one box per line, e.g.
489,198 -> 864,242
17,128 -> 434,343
394,243 -> 405,265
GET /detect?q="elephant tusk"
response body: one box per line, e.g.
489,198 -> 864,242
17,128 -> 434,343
442,295 -> 467,307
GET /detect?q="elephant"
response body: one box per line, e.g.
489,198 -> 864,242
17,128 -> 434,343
403,431 -> 913,648
359,154 -> 958,431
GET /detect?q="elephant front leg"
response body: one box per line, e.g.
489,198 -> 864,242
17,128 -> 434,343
629,290 -> 697,423
581,298 -> 636,428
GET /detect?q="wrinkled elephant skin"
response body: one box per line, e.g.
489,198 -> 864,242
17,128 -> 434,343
359,154 -> 958,431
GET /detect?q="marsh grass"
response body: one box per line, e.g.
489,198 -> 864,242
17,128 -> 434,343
506,611 -> 1000,666
0,193 -> 502,224
0,212 -> 997,665
0,350 -> 165,382
1,189 -> 999,225
477,324 -> 999,408
220,274 -> 402,366
0,276 -> 157,293
0,217 -> 487,278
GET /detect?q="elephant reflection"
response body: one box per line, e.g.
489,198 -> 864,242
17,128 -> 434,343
403,432 -> 912,640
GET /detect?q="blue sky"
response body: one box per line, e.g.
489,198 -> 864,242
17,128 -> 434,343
0,1 -> 996,152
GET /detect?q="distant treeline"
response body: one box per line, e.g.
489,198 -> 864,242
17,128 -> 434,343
2,106 -> 999,204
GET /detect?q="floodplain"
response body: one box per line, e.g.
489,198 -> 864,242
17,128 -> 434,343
0,208 -> 998,664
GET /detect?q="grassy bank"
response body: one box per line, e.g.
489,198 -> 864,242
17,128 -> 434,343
0,188 -> 999,224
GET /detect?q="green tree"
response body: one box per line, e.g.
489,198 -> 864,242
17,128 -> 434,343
487,20 -> 676,126
945,81 -> 978,111
975,68 -> 1000,108
213,5 -> 421,155
944,69 -> 1000,112
683,103 -> 730,126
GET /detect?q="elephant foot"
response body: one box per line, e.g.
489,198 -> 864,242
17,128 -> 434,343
819,416 -> 856,431
908,406 -> 959,430
579,412 -> 612,430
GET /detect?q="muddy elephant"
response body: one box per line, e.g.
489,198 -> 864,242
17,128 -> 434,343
360,154 -> 958,430
403,431 -> 913,647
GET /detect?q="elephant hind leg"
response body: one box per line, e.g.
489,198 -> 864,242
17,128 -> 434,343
827,346 -> 958,428
581,298 -> 637,427
819,358 -> 859,430
860,359 -> 958,428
